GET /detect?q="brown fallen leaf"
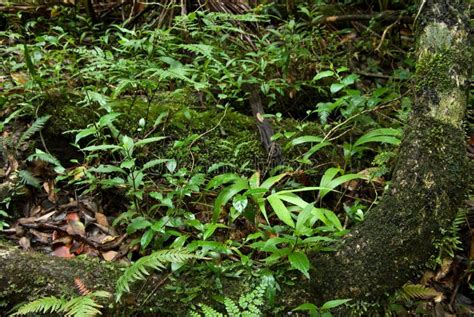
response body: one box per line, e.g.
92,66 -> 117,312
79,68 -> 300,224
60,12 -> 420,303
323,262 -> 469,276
19,236 -> 31,250
29,229 -> 50,244
66,213 -> 86,236
102,250 -> 118,261
95,212 -> 109,227
43,180 -> 57,203
52,235 -> 73,246
52,245 -> 74,258
18,210 -> 56,224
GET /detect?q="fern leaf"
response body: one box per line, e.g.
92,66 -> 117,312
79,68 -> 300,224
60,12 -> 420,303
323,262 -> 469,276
27,149 -> 63,167
64,296 -> 103,317
13,296 -> 68,315
200,304 -> 224,317
400,283 -> 442,301
17,170 -> 41,188
115,249 -> 196,302
18,115 -> 51,146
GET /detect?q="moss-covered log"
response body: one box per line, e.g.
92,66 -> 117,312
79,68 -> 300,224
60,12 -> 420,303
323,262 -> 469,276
0,0 -> 470,314
43,92 -> 327,172
0,242 -> 310,315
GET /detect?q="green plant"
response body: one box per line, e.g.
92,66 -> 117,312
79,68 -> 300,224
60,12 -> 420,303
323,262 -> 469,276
190,279 -> 270,317
115,248 -> 197,301
429,209 -> 466,267
293,299 -> 351,317
13,291 -> 111,317
0,115 -> 55,229
209,169 -> 363,276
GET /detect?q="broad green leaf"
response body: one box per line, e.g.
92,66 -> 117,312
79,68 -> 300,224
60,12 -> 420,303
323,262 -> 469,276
213,179 -> 248,223
140,229 -> 154,249
203,223 -> 227,240
248,171 -> 260,189
260,173 -> 288,189
290,135 -> 324,146
293,303 -> 318,317
82,144 -> 121,152
313,70 -> 334,81
258,200 -> 270,225
98,113 -> 121,127
120,159 -> 135,170
74,127 -> 96,144
288,252 -> 310,278
89,164 -> 126,174
324,210 -> 343,231
166,159 -> 177,173
330,83 -> 345,94
142,159 -> 169,171
267,194 -> 294,227
321,299 -> 351,310
135,136 -> 167,147
353,128 -> 401,147
319,168 -> 363,199
295,203 -> 315,236
302,141 -> 332,160
126,217 -> 152,234
207,173 -> 241,189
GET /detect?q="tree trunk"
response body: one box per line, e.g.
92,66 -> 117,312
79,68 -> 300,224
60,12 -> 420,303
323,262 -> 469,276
309,0 -> 471,302
0,0 -> 470,314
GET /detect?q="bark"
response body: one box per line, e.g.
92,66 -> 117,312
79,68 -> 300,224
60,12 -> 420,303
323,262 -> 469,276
248,86 -> 283,165
309,0 -> 471,303
0,0 -> 470,314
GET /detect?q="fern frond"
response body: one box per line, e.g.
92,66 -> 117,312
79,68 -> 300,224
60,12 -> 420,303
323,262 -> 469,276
399,284 -> 442,301
75,277 -> 91,296
224,297 -> 240,316
189,311 -> 202,317
27,149 -> 63,167
179,44 -> 216,61
115,249 -> 196,301
18,115 -> 51,146
200,304 -> 224,317
13,291 -> 110,317
17,170 -> 41,188
13,296 -> 68,315
63,296 -> 103,317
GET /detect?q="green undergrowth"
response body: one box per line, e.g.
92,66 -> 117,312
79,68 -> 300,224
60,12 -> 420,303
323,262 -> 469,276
0,2 -> 423,315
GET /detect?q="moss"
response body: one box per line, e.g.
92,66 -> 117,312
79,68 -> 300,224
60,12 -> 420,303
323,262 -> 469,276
41,90 -> 333,172
415,22 -> 470,126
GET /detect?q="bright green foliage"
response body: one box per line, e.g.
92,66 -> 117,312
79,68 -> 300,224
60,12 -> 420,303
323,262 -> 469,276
293,299 -> 351,317
13,291 -> 111,317
191,279 -> 269,316
0,2 -> 413,314
115,249 -> 197,301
